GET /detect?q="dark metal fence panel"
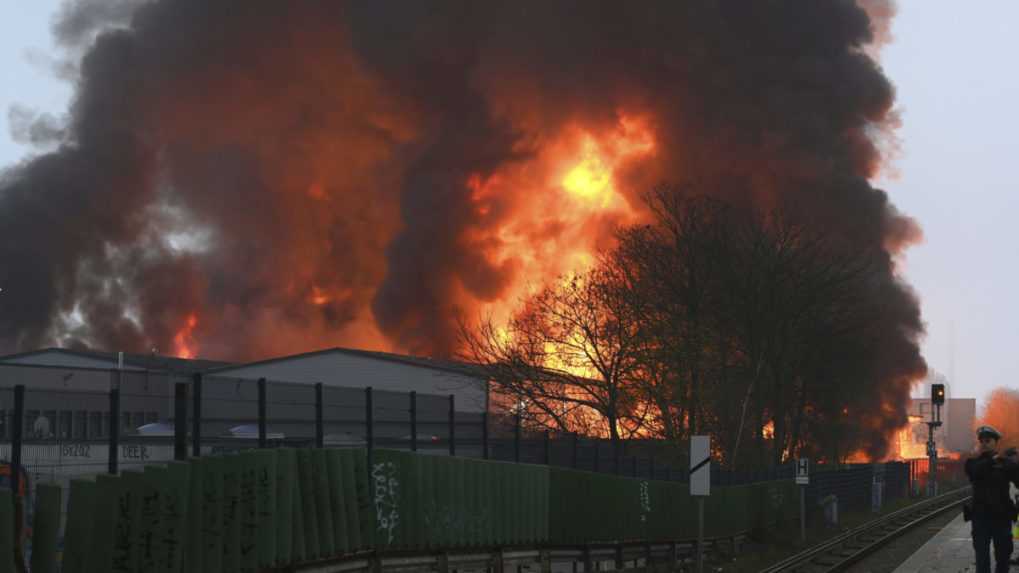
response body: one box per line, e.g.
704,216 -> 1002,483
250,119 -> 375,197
0,363 -> 938,500
802,462 -> 915,517
321,384 -> 367,447
263,378 -> 317,444
199,374 -> 260,453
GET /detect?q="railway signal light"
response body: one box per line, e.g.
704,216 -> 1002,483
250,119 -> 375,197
931,383 -> 945,406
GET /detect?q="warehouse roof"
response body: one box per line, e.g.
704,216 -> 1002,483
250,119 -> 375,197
0,347 -> 232,373
205,346 -> 487,378
1,346 -> 486,378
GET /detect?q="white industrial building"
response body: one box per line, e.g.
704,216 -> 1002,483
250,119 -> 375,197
0,345 -> 492,508
204,347 -> 489,413
0,346 -> 490,443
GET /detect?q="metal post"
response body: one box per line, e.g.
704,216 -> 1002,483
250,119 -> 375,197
514,412 -> 521,463
192,373 -> 202,458
572,433 -> 579,469
926,422 -> 934,496
800,485 -> 806,543
366,387 -> 374,465
11,385 -> 24,503
315,383 -> 324,448
109,377 -> 120,475
933,403 -> 941,495
481,412 -> 489,460
544,431 -> 551,465
410,391 -> 418,452
448,394 -> 456,457
926,402 -> 943,496
174,382 -> 188,461
257,377 -> 267,449
696,497 -> 705,573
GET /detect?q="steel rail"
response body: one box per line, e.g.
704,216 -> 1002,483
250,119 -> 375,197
759,487 -> 971,573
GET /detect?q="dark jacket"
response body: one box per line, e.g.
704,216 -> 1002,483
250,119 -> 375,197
965,451 -> 1019,518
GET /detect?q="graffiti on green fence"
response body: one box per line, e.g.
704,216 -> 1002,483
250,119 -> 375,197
639,481 -> 651,523
769,483 -> 785,510
372,462 -> 400,544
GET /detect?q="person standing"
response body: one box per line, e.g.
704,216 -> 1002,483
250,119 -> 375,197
1004,447 -> 1019,565
966,426 -> 1019,573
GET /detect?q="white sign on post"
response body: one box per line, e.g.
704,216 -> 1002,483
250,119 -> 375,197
796,458 -> 809,485
690,435 -> 711,497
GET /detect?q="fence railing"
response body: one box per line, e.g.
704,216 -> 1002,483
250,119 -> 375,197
0,364 -> 793,488
0,363 -> 945,517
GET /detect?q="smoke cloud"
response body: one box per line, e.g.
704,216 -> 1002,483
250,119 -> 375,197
0,0 -> 921,407
978,388 -> 1019,452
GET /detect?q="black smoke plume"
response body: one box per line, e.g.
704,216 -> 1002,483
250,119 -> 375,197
0,0 -> 922,413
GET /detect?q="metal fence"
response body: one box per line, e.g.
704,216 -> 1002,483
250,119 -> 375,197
0,363 -> 767,490
0,362 -> 948,546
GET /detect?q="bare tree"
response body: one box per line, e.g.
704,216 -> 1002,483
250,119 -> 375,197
461,184 -> 923,469
459,266 -> 645,442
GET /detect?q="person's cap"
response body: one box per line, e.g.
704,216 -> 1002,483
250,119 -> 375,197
976,425 -> 1002,440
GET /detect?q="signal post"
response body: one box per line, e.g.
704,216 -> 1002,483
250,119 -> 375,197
796,458 -> 809,542
927,383 -> 945,496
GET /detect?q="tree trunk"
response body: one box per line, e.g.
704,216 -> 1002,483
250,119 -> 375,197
754,390 -> 765,468
789,377 -> 808,460
689,361 -> 700,436
772,369 -> 787,467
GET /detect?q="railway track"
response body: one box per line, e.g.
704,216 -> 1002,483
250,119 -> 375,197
759,487 -> 971,573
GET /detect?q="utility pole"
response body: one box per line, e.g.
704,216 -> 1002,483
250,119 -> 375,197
927,383 -> 945,496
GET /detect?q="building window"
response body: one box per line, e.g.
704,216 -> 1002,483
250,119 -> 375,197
87,412 -> 100,439
42,410 -> 57,439
146,412 -> 158,425
59,411 -> 72,440
25,410 -> 39,438
75,411 -> 87,439
133,412 -> 146,432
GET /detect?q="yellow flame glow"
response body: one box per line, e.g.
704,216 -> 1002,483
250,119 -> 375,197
562,140 -> 612,204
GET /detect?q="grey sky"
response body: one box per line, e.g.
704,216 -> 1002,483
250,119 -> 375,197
874,1 -> 1019,406
0,0 -> 68,164
1,1 -> 1015,406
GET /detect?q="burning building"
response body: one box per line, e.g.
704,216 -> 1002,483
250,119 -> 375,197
893,373 -> 976,459
0,2 -> 926,456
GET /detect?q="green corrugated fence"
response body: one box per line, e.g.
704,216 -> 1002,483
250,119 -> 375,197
370,450 -> 550,550
3,448 -> 797,572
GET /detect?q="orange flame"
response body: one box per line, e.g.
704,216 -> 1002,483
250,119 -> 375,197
845,450 -> 872,463
475,114 -> 656,331
473,117 -> 654,379
173,313 -> 199,359
310,285 -> 331,306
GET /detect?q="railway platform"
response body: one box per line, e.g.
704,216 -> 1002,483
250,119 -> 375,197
893,513 -> 977,572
